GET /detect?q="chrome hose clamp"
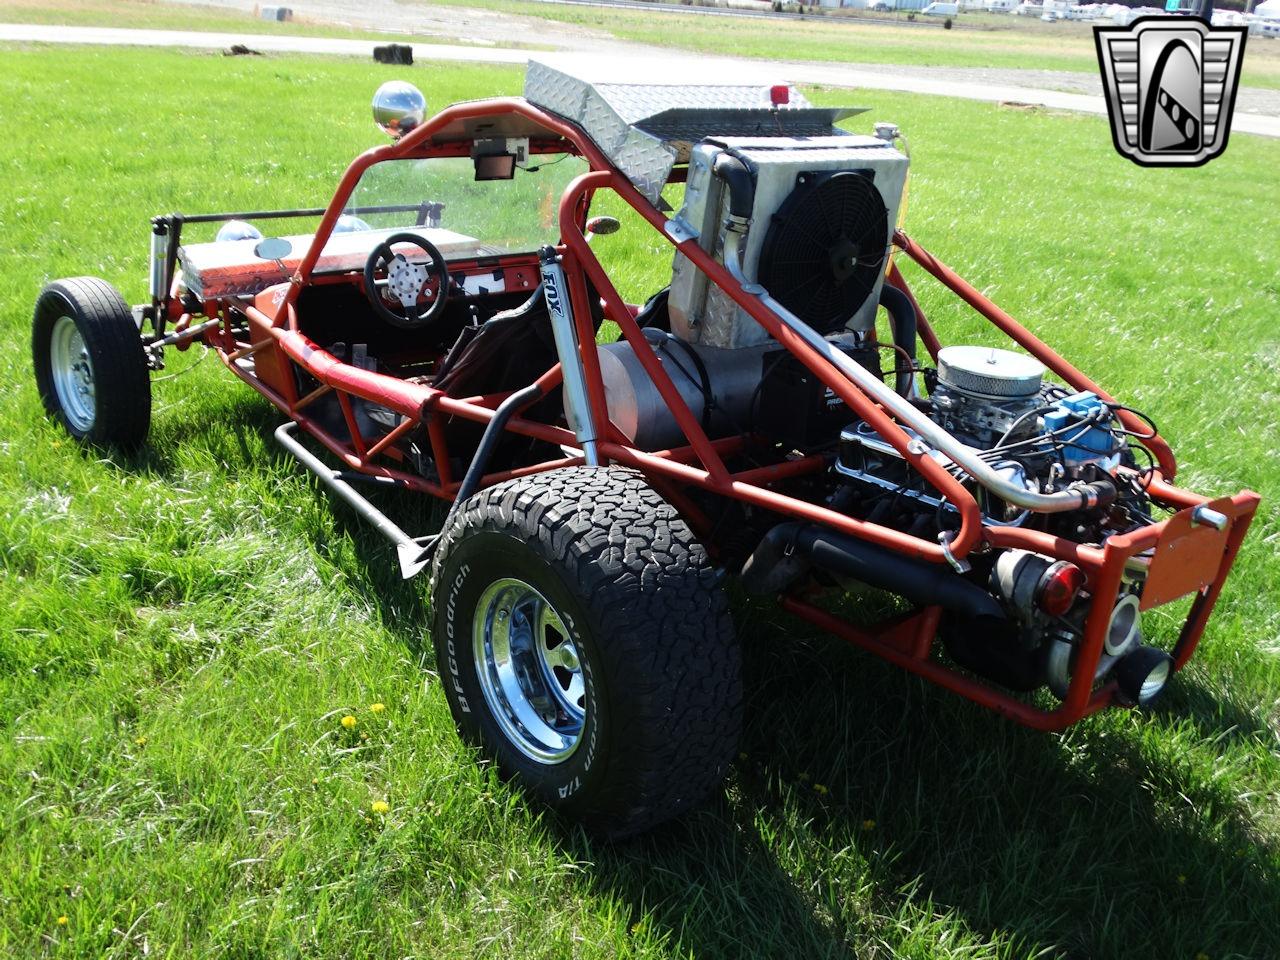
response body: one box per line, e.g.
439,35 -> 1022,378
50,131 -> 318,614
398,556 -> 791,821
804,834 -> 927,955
938,531 -> 971,574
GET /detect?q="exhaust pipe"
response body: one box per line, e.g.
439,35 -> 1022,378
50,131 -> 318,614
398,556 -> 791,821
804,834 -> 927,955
1113,646 -> 1173,706
740,522 -> 1005,621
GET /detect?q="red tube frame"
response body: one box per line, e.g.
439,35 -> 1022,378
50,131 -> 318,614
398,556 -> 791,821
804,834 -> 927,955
189,95 -> 1259,732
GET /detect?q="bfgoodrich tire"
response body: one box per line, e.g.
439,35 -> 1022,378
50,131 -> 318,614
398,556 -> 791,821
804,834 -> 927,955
430,466 -> 741,837
32,277 -> 150,448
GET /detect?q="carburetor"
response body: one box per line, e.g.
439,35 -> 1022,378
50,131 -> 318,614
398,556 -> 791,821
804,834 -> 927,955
930,346 -> 1047,448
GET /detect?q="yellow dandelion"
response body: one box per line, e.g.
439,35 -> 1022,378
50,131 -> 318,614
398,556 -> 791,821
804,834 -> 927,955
862,819 -> 876,831
371,800 -> 390,815
370,703 -> 386,714
134,736 -> 147,747
812,783 -> 828,795
311,777 -> 319,785
341,715 -> 357,730
56,915 -> 68,926
1177,874 -> 1187,885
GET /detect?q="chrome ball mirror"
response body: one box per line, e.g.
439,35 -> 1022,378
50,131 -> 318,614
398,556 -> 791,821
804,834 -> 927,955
372,81 -> 426,139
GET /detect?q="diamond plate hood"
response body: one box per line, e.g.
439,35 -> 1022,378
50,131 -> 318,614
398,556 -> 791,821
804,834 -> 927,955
523,58 -> 863,203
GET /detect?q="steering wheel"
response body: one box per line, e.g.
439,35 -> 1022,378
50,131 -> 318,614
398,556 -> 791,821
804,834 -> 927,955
363,232 -> 450,329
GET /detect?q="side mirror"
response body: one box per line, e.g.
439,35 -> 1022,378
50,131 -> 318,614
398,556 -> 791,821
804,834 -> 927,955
585,216 -> 621,237
372,81 -> 426,139
254,237 -> 293,261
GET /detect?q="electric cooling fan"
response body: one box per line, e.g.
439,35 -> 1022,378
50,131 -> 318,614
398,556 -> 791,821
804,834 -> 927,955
757,170 -> 889,333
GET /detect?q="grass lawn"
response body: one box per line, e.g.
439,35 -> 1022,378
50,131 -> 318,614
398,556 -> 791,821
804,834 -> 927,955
5,0 -> 1280,90
417,0 -> 1280,90
0,0 -> 442,43
1,42 -> 1278,959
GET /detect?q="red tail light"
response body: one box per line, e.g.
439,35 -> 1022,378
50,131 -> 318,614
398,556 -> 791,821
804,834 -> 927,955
1036,562 -> 1086,617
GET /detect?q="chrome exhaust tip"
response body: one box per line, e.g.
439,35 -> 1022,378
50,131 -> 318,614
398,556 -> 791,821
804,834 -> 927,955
1105,593 -> 1142,657
1114,646 -> 1174,707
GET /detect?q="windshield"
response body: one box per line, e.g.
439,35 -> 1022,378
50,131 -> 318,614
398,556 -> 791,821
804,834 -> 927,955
319,154 -> 588,267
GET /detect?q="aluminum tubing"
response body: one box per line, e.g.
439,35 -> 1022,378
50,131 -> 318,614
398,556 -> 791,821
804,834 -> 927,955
721,231 -> 1110,514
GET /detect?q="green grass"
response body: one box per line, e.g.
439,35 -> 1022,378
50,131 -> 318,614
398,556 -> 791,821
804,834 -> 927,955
416,0 -> 1280,90
4,0 -> 1278,89
1,43 -> 1278,959
0,0 -> 547,47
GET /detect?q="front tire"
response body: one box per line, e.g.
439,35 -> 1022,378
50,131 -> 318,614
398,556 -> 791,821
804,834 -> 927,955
430,466 -> 741,837
32,277 -> 151,447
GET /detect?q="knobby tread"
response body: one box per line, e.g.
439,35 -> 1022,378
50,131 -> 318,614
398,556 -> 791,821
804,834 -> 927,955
431,466 -> 742,837
32,277 -> 150,447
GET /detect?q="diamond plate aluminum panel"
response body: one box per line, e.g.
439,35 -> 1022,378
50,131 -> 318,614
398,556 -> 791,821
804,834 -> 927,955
523,59 -> 852,204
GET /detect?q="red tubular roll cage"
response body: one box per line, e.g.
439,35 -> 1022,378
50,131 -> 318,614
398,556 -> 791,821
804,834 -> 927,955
199,96 -> 1259,732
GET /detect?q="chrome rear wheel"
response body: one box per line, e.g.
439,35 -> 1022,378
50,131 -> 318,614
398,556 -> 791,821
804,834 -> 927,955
473,577 -> 585,764
431,466 -> 741,837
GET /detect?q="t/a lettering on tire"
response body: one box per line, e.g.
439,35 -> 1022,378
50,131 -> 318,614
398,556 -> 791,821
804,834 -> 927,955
430,466 -> 741,837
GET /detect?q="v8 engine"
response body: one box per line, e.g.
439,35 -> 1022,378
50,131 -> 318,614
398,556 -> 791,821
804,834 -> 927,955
590,120 -> 1172,706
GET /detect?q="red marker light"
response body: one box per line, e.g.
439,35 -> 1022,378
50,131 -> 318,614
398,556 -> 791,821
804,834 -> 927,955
770,85 -> 790,107
1036,562 -> 1086,617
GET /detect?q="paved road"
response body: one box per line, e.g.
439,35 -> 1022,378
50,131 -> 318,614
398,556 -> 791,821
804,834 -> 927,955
154,0 -> 1280,118
2,22 -> 1277,138
168,0 -> 946,30
508,0 -> 946,27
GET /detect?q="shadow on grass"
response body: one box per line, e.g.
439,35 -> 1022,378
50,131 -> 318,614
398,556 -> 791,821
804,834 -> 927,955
139,402 -> 1278,959
565,598 -> 1280,959
297,493 -> 1280,958
81,375 -> 286,478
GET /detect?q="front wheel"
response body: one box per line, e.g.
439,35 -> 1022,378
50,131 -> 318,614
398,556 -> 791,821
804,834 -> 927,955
430,466 -> 741,837
32,277 -> 151,447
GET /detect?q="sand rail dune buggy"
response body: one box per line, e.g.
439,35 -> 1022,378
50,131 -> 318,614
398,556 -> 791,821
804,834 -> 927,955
32,63 -> 1260,836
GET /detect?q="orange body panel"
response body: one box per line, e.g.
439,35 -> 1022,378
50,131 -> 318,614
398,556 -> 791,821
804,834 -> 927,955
1140,496 -> 1236,610
248,289 -> 295,398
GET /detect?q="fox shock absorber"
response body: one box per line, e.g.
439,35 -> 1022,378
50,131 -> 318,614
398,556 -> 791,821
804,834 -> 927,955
539,245 -> 600,466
